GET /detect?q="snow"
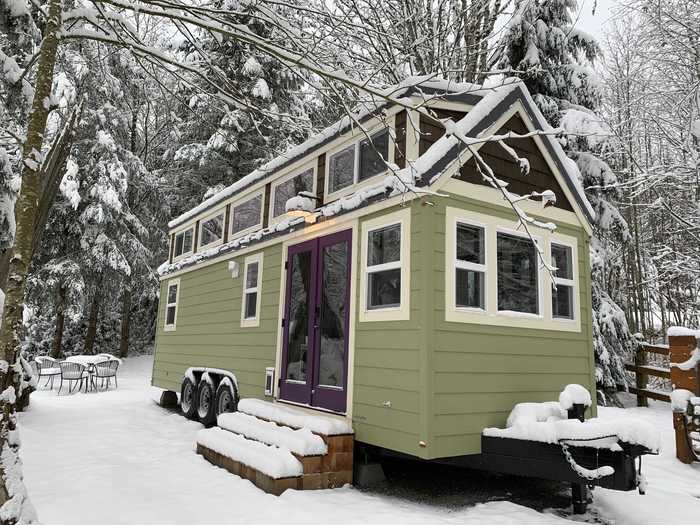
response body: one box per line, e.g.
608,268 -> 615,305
558,384 -> 592,410
671,347 -> 700,371
196,427 -> 303,479
670,389 -> 694,412
18,357 -> 700,525
238,398 -> 353,435
217,412 -> 328,456
667,326 -> 700,338
285,195 -> 315,213
506,401 -> 566,427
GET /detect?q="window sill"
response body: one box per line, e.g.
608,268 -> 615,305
240,318 -> 260,328
163,325 -> 177,332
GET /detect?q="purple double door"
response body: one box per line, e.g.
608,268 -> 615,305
279,230 -> 352,413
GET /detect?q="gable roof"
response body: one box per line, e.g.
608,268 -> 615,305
159,78 -> 594,277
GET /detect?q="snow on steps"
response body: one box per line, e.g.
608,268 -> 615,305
196,400 -> 354,495
237,398 -> 353,436
217,412 -> 328,456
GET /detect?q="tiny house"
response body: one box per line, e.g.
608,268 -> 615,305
152,78 -> 597,462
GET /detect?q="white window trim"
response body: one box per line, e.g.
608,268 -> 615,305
549,238 -> 579,324
445,206 -> 580,332
268,164 -> 317,226
241,252 -> 264,327
359,207 -> 410,322
172,226 -> 194,262
229,190 -> 264,241
198,209 -> 225,250
453,219 -> 488,313
164,278 -> 180,332
325,126 -> 395,202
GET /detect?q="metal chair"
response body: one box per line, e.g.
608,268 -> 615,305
58,361 -> 90,394
93,360 -> 119,390
34,356 -> 61,389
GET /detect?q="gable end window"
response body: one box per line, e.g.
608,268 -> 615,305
241,253 -> 263,327
164,279 -> 180,331
359,129 -> 389,182
551,243 -> 575,319
328,145 -> 355,194
173,228 -> 193,259
273,169 -> 314,218
199,212 -> 224,248
497,232 -> 539,315
231,193 -> 263,237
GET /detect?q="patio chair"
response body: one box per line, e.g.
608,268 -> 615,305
58,361 -> 90,394
93,360 -> 119,390
34,356 -> 61,389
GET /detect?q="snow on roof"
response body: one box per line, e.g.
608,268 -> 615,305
168,76 -> 490,230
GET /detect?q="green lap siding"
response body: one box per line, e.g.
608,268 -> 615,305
426,192 -> 595,459
152,245 -> 282,398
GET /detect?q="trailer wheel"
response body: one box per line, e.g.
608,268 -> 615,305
196,379 -> 216,426
180,377 -> 197,420
215,381 -> 238,417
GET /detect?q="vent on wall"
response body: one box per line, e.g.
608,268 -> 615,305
265,367 -> 275,397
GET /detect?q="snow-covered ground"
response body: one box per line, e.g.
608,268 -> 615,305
18,356 -> 700,524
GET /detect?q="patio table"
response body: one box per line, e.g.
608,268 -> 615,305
65,356 -> 104,391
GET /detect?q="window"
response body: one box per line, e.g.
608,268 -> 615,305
231,193 -> 262,236
455,223 -> 486,310
497,232 -> 539,315
241,253 -> 263,327
273,169 -> 314,217
173,228 -> 193,259
551,243 -> 575,319
164,279 -> 180,331
367,224 -> 402,309
360,207 -> 410,322
328,129 -> 391,195
359,129 -> 389,182
199,211 -> 224,248
328,145 -> 355,194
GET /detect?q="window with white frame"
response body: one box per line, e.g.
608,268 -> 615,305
173,227 -> 193,259
497,232 -> 539,315
231,193 -> 262,236
366,223 -> 402,310
551,243 -> 575,319
272,169 -> 314,218
328,129 -> 390,194
241,254 -> 263,326
455,223 -> 486,310
164,279 -> 180,330
199,211 -> 224,248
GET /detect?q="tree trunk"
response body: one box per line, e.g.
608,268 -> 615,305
83,290 -> 100,355
0,0 -> 63,521
119,286 -> 131,359
50,286 -> 66,359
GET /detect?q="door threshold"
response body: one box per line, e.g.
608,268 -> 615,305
275,398 -> 348,418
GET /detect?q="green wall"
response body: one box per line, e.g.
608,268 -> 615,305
152,245 -> 281,399
425,192 -> 596,459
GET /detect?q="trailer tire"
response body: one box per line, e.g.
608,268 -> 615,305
180,377 -> 197,420
214,381 -> 238,417
196,379 -> 216,426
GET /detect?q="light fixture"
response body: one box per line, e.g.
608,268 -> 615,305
285,191 -> 319,223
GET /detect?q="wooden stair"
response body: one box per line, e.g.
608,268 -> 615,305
196,399 -> 354,495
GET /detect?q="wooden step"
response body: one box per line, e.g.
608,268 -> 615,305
237,398 -> 354,436
629,387 -> 671,402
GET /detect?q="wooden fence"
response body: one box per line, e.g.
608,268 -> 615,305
625,342 -> 671,405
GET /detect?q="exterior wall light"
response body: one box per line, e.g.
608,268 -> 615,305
285,191 -> 319,223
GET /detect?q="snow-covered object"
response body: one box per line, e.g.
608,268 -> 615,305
196,427 -> 302,479
506,401 -> 565,427
238,399 -> 352,436
217,412 -> 327,456
671,348 -> 700,371
484,415 -> 660,452
183,367 -> 238,388
558,384 -> 592,410
284,195 -> 315,213
667,326 -> 700,338
242,56 -> 263,77
671,389 -> 694,412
